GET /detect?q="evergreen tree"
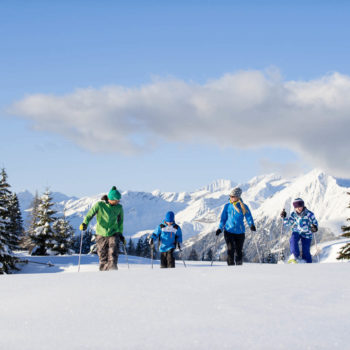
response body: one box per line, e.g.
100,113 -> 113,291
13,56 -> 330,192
29,190 -> 57,255
142,237 -> 151,258
0,168 -> 18,273
8,193 -> 24,250
51,213 -> 75,255
337,192 -> 350,260
0,212 -> 14,274
135,237 -> 144,257
206,248 -> 213,262
127,238 -> 135,256
21,192 -> 40,251
264,252 -> 276,264
89,234 -> 97,254
188,247 -> 199,261
73,229 -> 93,254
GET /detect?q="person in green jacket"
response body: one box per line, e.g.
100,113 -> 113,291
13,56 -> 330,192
80,186 -> 125,271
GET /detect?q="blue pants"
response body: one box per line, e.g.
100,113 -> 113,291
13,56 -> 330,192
289,232 -> 312,263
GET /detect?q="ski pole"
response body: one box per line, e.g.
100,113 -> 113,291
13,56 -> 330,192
313,233 -> 320,263
278,216 -> 285,262
122,242 -> 130,269
78,229 -> 84,272
150,244 -> 154,269
211,236 -> 219,266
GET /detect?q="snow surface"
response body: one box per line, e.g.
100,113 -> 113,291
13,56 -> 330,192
1,242 -> 349,350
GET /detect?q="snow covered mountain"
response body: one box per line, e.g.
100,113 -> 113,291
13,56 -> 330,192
17,169 -> 350,261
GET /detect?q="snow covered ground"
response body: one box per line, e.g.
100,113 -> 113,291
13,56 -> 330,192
1,243 -> 349,350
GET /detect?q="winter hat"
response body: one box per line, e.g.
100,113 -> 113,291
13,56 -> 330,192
107,186 -> 121,201
165,211 -> 175,223
293,198 -> 304,208
230,187 -> 242,198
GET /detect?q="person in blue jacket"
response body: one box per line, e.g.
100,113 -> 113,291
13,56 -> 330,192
150,211 -> 183,268
216,187 -> 256,265
280,198 -> 318,263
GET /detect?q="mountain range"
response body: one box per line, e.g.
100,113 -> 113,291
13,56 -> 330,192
17,169 -> 350,261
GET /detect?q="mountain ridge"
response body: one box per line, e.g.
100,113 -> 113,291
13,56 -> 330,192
17,169 -> 350,261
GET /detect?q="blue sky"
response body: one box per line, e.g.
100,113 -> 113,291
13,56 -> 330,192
1,0 -> 350,197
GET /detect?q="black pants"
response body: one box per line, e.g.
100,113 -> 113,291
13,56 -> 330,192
224,231 -> 245,265
160,249 -> 175,268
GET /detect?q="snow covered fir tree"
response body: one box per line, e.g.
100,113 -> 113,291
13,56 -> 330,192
26,190 -> 76,256
0,168 -> 22,274
337,192 -> 350,260
21,191 -> 40,251
51,213 -> 75,255
7,193 -> 24,251
28,190 -> 57,255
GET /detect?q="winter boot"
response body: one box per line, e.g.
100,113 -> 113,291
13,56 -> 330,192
99,263 -> 108,271
108,263 -> 118,271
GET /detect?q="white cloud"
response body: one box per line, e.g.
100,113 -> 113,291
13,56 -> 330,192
259,158 -> 308,179
9,70 -> 350,177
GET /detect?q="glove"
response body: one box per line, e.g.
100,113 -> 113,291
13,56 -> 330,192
177,242 -> 181,250
79,223 -> 87,231
280,209 -> 287,218
118,233 -> 126,245
311,224 -> 318,233
216,229 -> 222,236
250,225 -> 256,232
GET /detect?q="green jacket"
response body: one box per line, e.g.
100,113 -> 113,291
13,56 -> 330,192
83,201 -> 124,237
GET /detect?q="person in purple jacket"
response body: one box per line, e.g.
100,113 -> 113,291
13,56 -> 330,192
281,198 -> 318,263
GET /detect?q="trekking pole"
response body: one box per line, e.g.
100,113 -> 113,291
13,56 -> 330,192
211,236 -> 219,266
149,236 -> 154,269
122,242 -> 130,269
78,229 -> 84,272
313,233 -> 320,263
278,216 -> 285,262
150,244 -> 154,269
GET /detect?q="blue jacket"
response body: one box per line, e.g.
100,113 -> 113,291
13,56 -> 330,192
283,208 -> 318,239
219,201 -> 255,234
151,220 -> 183,252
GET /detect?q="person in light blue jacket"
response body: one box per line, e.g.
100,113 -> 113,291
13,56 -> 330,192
150,211 -> 183,268
281,198 -> 318,263
216,187 -> 256,265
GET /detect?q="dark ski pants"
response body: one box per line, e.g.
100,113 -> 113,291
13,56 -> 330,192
224,231 -> 245,265
160,249 -> 175,268
290,232 -> 312,263
96,234 -> 119,271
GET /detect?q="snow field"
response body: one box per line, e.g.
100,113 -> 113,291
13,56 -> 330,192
1,257 -> 349,350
